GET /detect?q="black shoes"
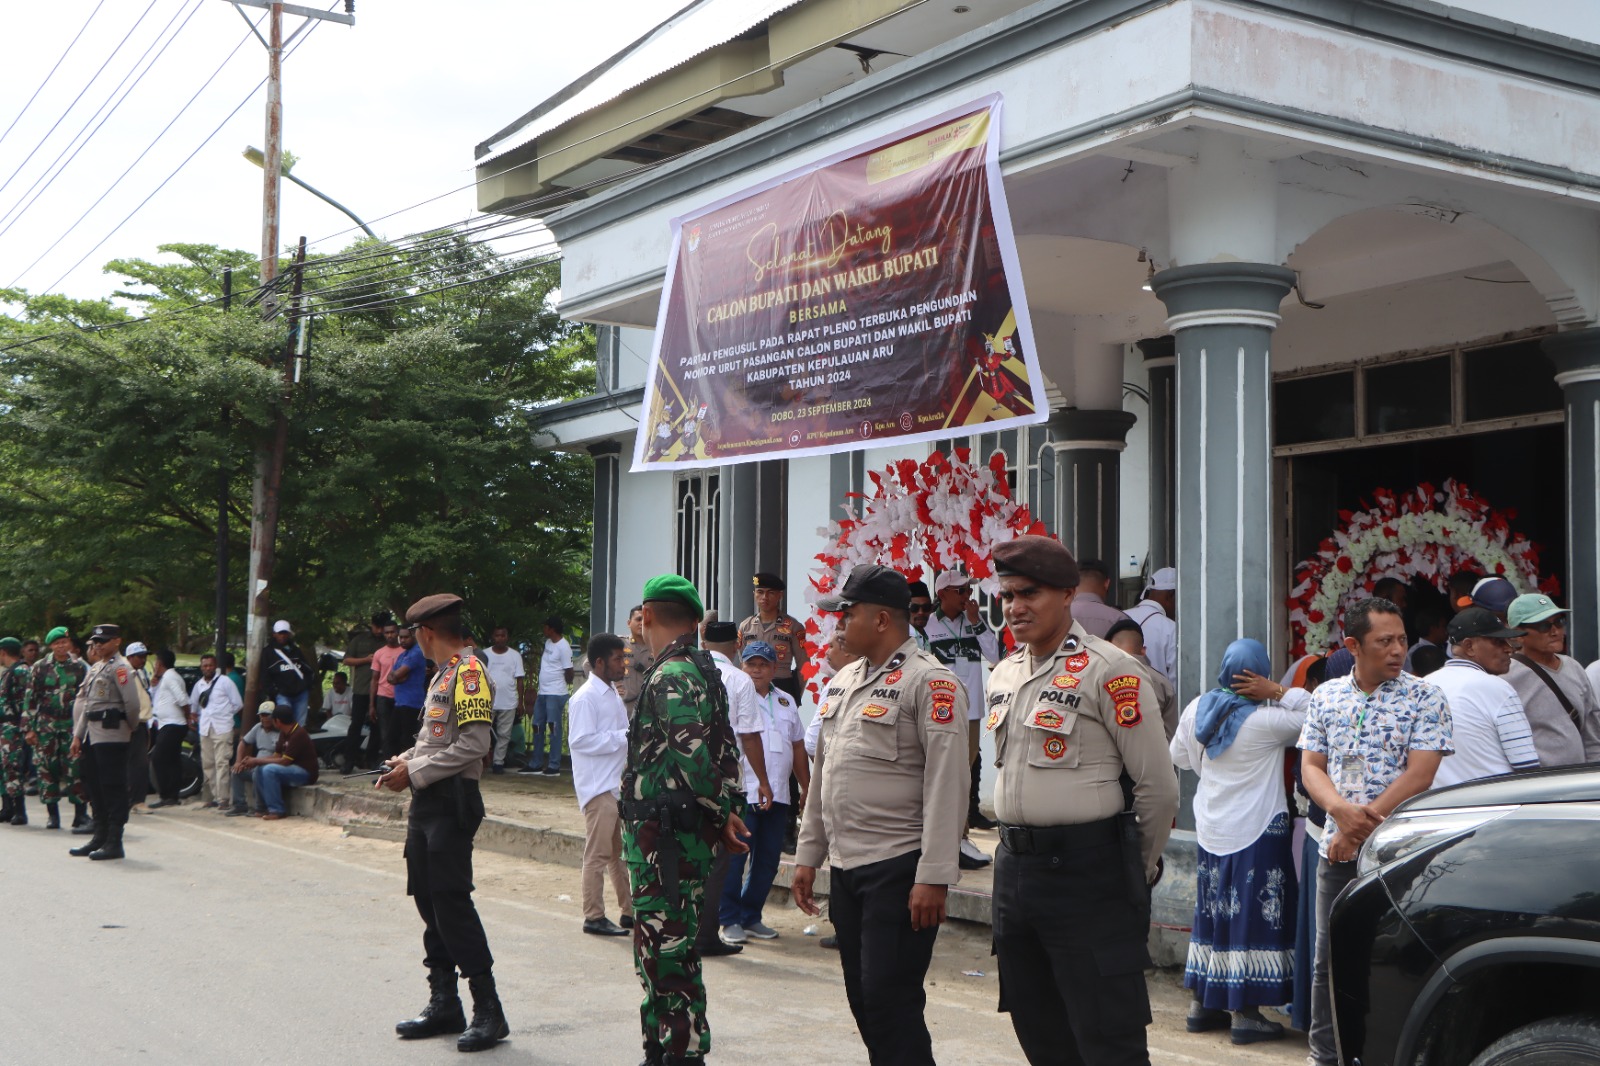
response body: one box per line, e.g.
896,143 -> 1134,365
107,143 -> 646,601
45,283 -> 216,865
45,802 -> 60,829
458,972 -> 510,1052
969,811 -> 998,831
9,796 -> 25,825
69,822 -> 105,856
89,825 -> 125,861
620,914 -> 635,930
819,935 -> 839,950
582,917 -> 630,937
70,804 -> 89,830
698,940 -> 742,957
396,967 -> 467,1040
1186,1004 -> 1230,1033
0,795 -> 13,823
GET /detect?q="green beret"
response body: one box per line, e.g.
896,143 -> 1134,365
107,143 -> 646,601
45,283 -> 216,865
0,638 -> 21,655
45,626 -> 69,644
642,574 -> 704,620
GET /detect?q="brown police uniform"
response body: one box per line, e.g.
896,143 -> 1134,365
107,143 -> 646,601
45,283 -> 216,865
795,635 -> 969,1064
621,635 -> 654,716
986,620 -> 1180,1066
736,614 -> 805,681
74,649 -> 144,849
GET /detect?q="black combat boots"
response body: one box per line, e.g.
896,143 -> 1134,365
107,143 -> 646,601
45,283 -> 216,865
0,794 -> 13,823
68,820 -> 105,856
457,971 -> 509,1052
45,802 -> 60,829
70,803 -> 90,830
395,967 -> 467,1040
8,795 -> 25,825
89,824 -> 125,860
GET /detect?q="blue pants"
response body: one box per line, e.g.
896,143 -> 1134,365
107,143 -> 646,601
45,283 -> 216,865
529,694 -> 567,771
275,691 -> 309,726
254,762 -> 310,814
720,802 -> 789,928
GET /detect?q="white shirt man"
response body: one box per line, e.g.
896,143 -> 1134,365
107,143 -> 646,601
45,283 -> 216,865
149,667 -> 190,729
1125,567 -> 1178,688
566,636 -> 634,936
483,632 -> 527,771
538,635 -> 573,696
923,572 -> 1001,719
324,679 -> 354,722
191,660 -> 242,809
1426,608 -> 1538,788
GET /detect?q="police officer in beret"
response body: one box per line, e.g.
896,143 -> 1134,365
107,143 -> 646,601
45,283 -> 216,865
792,564 -> 970,1065
984,536 -> 1179,1065
381,593 -> 509,1053
737,573 -> 808,704
68,624 -> 144,861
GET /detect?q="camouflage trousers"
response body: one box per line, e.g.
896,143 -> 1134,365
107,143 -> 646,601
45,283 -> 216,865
623,817 -> 717,1061
32,718 -> 82,806
0,721 -> 22,798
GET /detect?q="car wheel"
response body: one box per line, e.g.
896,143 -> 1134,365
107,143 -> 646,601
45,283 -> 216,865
1469,1014 -> 1600,1065
177,754 -> 203,799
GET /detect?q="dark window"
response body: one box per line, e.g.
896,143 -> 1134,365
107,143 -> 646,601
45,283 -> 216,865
1364,356 -> 1451,434
1463,339 -> 1563,422
1274,372 -> 1356,445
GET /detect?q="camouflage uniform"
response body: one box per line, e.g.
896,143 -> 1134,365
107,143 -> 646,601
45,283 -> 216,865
0,660 -> 28,798
620,633 -> 742,1062
26,654 -> 87,805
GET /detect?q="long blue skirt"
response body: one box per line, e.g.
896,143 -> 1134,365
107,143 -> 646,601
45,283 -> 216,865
1185,812 -> 1297,1010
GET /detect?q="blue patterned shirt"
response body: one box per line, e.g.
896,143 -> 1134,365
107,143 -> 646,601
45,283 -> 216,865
1298,672 -> 1453,859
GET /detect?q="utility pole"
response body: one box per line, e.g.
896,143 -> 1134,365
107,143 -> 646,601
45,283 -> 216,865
223,0 -> 353,710
216,268 -> 233,665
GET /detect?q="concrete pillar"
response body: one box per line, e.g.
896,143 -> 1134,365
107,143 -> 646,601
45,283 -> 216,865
1136,336 -> 1176,571
1149,264 -> 1295,707
588,442 -> 622,637
1546,327 -> 1600,664
1047,408 -> 1137,574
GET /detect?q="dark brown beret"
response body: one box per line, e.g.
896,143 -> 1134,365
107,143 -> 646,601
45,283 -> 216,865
992,536 -> 1079,589
405,593 -> 464,625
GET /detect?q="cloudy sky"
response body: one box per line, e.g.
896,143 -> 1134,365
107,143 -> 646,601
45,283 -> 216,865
0,0 -> 662,302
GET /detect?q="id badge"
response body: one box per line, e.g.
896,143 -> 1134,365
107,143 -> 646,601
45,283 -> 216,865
765,728 -> 786,754
1335,753 -> 1367,798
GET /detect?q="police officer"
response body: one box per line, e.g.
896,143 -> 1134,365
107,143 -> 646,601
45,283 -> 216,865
984,536 -> 1180,1065
792,564 -> 970,1066
68,624 -> 143,861
381,593 -> 509,1053
620,574 -> 746,1066
736,573 -> 808,704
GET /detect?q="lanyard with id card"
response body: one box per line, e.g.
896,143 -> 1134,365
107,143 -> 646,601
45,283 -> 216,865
1334,698 -> 1372,799
760,691 -> 786,753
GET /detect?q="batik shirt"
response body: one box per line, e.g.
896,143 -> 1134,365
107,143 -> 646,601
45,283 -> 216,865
1297,671 -> 1453,859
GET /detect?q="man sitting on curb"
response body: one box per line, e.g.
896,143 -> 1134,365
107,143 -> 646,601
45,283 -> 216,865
228,703 -> 280,817
237,705 -> 320,819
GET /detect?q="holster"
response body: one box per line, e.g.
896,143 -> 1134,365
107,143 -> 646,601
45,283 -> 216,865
1117,809 -> 1152,923
619,790 -> 705,909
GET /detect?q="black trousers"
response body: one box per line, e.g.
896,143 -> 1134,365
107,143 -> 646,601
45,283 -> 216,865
151,723 -> 187,800
81,738 -> 131,828
694,843 -> 732,947
127,723 -> 150,805
406,778 -> 493,978
993,818 -> 1152,1066
344,693 -> 380,769
379,698 -> 418,761
831,850 -> 940,1066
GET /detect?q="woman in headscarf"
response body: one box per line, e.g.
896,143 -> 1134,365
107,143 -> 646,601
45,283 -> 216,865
1171,638 -> 1311,1044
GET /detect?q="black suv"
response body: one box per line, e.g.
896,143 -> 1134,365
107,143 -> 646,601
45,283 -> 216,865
1331,765 -> 1600,1066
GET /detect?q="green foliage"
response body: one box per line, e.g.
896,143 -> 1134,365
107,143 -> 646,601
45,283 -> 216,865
0,237 -> 596,653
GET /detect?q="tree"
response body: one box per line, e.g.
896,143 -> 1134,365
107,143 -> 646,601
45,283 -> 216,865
0,236 -> 596,655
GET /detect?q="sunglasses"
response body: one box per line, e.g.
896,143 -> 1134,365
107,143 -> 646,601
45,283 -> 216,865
1526,618 -> 1566,633
909,603 -> 933,613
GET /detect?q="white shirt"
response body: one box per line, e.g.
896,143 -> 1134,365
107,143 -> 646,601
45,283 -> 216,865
324,686 -> 353,720
566,673 -> 630,809
1170,688 -> 1309,856
192,673 -> 242,736
538,638 -> 573,696
1427,658 -> 1539,788
708,651 -> 761,737
483,646 -> 526,710
150,669 -> 190,728
1125,600 -> 1177,688
923,611 -> 1000,720
740,686 -> 805,805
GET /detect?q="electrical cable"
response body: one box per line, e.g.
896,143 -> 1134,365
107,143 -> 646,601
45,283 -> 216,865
0,0 -> 110,151
0,0 -> 162,200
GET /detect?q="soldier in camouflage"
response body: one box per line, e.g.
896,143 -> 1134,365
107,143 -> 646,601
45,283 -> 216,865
620,574 -> 748,1066
24,626 -> 89,830
0,637 -> 29,825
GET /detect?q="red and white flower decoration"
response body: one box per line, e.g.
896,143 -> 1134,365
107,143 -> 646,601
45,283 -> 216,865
1287,479 -> 1558,657
799,449 -> 1046,698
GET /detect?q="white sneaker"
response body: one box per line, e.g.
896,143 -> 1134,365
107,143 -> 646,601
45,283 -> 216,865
960,838 -> 992,863
720,924 -> 747,944
745,921 -> 779,940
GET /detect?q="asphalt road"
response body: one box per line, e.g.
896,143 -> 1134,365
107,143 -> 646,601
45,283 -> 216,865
0,808 -> 1309,1065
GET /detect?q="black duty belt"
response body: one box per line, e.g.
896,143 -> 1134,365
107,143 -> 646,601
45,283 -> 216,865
997,816 -> 1120,855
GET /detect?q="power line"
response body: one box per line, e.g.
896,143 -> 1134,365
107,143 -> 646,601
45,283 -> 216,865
0,0 -> 206,241
0,0 -> 162,201
0,0 -> 110,151
9,7 -> 263,288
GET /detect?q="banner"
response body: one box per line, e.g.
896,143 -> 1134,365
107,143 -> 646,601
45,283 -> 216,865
632,95 -> 1044,471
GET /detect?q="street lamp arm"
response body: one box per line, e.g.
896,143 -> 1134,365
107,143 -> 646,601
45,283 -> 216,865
282,169 -> 377,239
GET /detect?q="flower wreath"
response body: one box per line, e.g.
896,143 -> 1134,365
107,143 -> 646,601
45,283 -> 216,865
798,449 -> 1047,699
1287,479 -> 1559,657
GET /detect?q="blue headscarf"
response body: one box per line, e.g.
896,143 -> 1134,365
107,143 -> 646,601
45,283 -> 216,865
1193,638 -> 1273,759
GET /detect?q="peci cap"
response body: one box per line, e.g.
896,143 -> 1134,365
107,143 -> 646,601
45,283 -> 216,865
1471,577 -> 1519,616
257,700 -> 276,716
642,575 -> 704,620
1147,567 -> 1178,592
740,640 -> 778,663
45,626 -> 70,644
0,638 -> 21,655
906,580 -> 932,601
125,642 -> 149,657
993,535 -> 1080,589
817,564 -> 912,612
88,623 -> 120,643
1507,594 -> 1570,630
933,570 -> 972,593
407,593 -> 464,626
1448,607 -> 1524,642
703,620 -> 738,643
752,572 -> 785,592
